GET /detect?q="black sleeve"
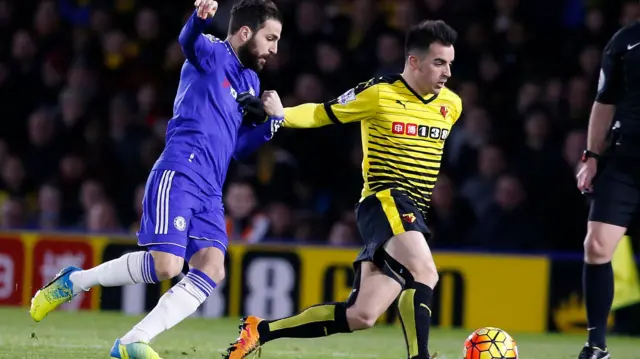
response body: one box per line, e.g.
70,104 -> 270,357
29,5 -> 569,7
596,29 -> 625,104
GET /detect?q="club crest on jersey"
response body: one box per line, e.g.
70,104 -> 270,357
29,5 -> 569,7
402,213 -> 416,223
440,105 -> 449,118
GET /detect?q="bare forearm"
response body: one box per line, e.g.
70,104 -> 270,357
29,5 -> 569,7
587,102 -> 616,154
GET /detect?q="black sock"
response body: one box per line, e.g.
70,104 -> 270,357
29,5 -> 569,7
397,282 -> 433,359
257,302 -> 351,344
583,262 -> 613,349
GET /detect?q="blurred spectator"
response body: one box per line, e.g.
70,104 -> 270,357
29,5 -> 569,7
460,143 -> 507,217
86,200 -> 122,233
429,173 -> 476,247
37,181 -> 62,230
469,174 -> 546,250
265,202 -> 295,240
1,196 -> 28,229
225,181 -> 269,243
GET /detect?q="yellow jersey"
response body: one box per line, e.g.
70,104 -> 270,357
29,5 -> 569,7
283,74 -> 463,217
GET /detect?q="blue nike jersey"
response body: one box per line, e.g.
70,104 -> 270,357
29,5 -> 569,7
153,11 -> 272,197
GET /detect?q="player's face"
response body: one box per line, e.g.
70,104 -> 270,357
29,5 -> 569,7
238,19 -> 282,72
411,42 -> 455,94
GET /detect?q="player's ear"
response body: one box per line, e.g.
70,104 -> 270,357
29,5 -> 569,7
407,55 -> 420,70
240,26 -> 253,41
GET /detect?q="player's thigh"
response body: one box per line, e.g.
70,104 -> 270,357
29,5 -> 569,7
589,156 -> 638,228
383,231 -> 436,283
356,189 -> 434,285
346,261 -> 402,329
185,200 -> 227,282
137,169 -> 202,278
587,157 -> 639,262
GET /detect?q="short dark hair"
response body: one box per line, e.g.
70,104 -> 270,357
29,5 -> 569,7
228,0 -> 282,35
405,20 -> 457,57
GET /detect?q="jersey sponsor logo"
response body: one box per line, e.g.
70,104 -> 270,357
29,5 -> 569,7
402,213 -> 416,223
406,123 -> 418,136
392,122 -> 450,140
392,122 -> 405,134
337,88 -> 356,105
440,105 -> 449,118
221,77 -> 239,99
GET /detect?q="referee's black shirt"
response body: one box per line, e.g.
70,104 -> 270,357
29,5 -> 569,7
597,21 -> 640,157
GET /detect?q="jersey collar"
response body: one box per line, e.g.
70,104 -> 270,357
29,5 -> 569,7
224,39 -> 244,68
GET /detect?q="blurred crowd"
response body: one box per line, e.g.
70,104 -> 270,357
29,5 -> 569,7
0,0 -> 637,252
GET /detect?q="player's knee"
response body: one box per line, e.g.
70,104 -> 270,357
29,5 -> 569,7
150,251 -> 184,280
346,306 -> 378,330
406,259 -> 439,288
584,232 -> 615,264
189,247 -> 226,283
197,264 -> 226,284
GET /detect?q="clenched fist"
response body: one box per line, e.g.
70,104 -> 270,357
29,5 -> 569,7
262,90 -> 284,118
194,0 -> 218,19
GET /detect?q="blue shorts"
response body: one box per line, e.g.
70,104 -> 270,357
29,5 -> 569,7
137,169 -> 227,261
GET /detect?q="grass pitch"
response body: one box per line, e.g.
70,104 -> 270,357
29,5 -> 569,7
0,307 -> 636,358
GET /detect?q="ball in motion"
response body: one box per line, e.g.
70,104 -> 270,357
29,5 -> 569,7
463,327 -> 518,359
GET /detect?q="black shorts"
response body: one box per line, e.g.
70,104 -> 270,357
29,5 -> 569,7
589,155 -> 640,227
354,189 -> 430,267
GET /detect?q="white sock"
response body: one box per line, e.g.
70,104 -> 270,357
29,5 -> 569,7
120,269 -> 215,344
69,252 -> 158,295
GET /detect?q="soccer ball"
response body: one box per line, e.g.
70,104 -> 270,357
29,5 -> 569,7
463,327 -> 518,359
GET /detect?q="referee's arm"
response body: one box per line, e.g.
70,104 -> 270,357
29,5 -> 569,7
588,30 -> 625,155
283,82 -> 379,128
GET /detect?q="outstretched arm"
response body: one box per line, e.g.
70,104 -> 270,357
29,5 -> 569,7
283,80 -> 379,128
178,0 -> 223,73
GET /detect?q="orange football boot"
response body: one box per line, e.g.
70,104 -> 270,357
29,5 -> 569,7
223,316 -> 264,359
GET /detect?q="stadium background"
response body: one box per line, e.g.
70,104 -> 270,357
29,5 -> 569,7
0,0 -> 640,336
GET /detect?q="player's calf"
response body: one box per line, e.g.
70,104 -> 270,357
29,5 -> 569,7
582,221 -> 625,352
120,247 -> 225,345
384,231 -> 438,359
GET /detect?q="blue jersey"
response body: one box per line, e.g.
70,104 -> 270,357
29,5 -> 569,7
153,11 -> 274,197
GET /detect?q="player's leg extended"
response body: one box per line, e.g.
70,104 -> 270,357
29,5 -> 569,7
224,261 -> 402,359
117,245 -> 225,346
114,200 -> 227,358
579,159 -> 634,359
30,170 -> 185,323
384,231 -> 438,359
579,221 -> 625,359
110,171 -> 208,359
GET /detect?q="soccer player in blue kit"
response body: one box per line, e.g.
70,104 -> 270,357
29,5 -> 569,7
28,1 -> 283,358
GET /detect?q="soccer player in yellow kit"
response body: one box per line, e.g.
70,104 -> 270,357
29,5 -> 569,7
226,20 -> 462,359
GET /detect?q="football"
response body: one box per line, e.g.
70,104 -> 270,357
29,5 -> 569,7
463,327 -> 518,359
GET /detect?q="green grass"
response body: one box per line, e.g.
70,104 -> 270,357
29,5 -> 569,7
0,307 -> 636,358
